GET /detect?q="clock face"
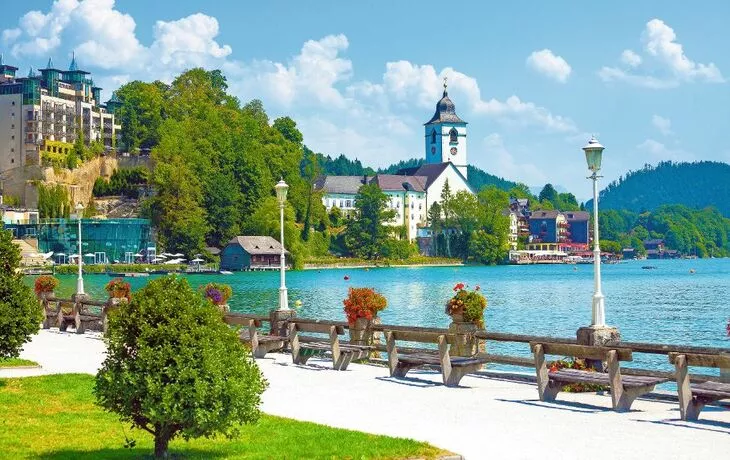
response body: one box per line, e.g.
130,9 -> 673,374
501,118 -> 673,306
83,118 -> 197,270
450,147 -> 457,156
431,147 -> 436,154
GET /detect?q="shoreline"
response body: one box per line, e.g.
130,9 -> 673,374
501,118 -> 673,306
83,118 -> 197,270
303,262 -> 464,270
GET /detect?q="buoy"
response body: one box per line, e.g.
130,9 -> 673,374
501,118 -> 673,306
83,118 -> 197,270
344,275 -> 350,281
689,268 -> 696,274
294,300 -> 303,308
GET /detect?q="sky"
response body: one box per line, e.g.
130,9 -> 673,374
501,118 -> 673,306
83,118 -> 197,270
2,0 -> 729,200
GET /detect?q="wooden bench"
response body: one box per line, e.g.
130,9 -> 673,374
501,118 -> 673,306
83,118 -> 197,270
385,330 -> 489,387
57,301 -> 100,334
237,318 -> 287,358
669,352 -> 730,421
288,322 -> 373,370
531,342 -> 668,411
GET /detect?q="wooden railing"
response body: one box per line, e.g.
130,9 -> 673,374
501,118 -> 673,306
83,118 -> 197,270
223,312 -> 730,384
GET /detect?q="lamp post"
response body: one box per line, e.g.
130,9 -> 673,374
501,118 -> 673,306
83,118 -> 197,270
275,179 -> 289,311
583,136 -> 605,326
75,202 -> 85,296
576,136 -> 620,351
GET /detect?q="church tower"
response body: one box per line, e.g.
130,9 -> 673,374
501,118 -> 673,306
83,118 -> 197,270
423,78 -> 468,178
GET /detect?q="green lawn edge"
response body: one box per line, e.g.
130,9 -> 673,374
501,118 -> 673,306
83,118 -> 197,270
0,357 -> 39,368
0,374 -> 450,459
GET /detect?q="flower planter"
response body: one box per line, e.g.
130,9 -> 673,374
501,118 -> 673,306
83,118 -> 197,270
349,317 -> 373,346
448,321 -> 482,357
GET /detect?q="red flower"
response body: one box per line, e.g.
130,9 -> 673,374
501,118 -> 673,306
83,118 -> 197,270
453,282 -> 465,292
475,285 -> 481,291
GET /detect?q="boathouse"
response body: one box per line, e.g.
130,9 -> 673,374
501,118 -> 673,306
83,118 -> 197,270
220,236 -> 289,271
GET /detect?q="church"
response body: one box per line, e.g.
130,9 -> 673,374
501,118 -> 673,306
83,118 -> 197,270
316,80 -> 474,241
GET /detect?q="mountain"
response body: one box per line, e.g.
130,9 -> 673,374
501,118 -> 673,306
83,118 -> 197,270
589,161 -> 730,216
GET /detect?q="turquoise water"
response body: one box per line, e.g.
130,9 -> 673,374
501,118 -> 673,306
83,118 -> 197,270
43,258 -> 730,374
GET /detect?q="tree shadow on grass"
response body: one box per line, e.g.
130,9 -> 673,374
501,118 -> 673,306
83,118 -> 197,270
36,448 -> 226,459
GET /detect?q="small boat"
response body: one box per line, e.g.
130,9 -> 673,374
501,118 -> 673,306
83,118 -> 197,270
218,270 -> 233,275
641,266 -> 658,270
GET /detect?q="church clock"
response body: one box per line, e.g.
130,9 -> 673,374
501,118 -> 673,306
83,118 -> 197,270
450,147 -> 457,156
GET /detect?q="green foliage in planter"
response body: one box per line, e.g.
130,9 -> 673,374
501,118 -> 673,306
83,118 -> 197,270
94,276 -> 267,458
0,227 -> 43,358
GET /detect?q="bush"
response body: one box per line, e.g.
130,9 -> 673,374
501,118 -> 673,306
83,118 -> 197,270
380,239 -> 416,260
342,287 -> 387,325
95,276 -> 267,458
0,228 -> 43,358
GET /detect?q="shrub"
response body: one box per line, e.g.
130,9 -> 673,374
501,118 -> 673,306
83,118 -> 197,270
445,283 -> 487,328
0,227 -> 43,358
343,287 -> 387,325
200,282 -> 232,306
34,275 -> 59,297
95,276 -> 267,458
105,278 -> 131,301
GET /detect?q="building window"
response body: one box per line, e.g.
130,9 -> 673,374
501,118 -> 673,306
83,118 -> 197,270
431,129 -> 436,144
11,101 -> 15,106
449,128 -> 458,144
345,200 -> 352,208
339,200 -> 343,207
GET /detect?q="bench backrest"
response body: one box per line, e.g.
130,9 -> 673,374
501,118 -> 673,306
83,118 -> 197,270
386,329 -> 459,345
293,321 -> 346,335
669,352 -> 730,369
530,342 -> 633,362
224,314 -> 265,328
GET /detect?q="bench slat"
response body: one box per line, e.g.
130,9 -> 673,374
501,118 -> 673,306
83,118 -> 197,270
668,352 -> 730,369
549,369 -> 667,387
530,342 -> 632,361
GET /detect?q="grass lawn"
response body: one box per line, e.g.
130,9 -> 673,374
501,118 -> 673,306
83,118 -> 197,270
0,374 -> 448,459
0,357 -> 38,368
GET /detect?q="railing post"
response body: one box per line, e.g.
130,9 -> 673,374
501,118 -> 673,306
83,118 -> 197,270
270,308 -> 295,337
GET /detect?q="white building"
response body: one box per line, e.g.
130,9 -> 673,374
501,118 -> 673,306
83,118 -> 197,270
0,54 -> 121,176
316,81 -> 474,242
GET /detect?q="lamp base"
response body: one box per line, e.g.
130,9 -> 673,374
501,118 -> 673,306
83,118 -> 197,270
576,325 -> 621,347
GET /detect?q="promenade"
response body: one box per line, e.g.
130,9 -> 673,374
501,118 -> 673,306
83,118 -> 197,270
3,330 -> 729,459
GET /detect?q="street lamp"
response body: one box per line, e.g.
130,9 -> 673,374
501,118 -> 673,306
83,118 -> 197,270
75,202 -> 85,296
583,136 -> 605,326
275,179 -> 289,311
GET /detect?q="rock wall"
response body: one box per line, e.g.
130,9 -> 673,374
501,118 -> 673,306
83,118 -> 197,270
2,157 -> 118,209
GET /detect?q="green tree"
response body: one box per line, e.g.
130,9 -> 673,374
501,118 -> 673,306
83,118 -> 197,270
245,196 -> 306,268
144,160 -> 208,257
0,227 -> 43,358
95,276 -> 267,458
508,183 -> 534,200
343,183 -> 396,259
273,117 -> 304,145
71,121 -> 86,165
469,229 -> 504,265
440,180 -> 454,257
538,183 -> 559,204
37,183 -> 71,219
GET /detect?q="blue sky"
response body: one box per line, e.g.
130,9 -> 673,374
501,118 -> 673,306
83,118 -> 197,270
2,1 -> 728,199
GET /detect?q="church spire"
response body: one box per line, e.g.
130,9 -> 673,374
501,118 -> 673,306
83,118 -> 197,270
0,53 -> 4,66
47,57 -> 54,69
69,51 -> 78,71
28,66 -> 35,77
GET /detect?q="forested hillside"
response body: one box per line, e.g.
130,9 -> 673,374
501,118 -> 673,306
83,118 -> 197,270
590,161 -> 730,216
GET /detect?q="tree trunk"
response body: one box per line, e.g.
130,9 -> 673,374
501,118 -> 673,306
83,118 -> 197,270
154,432 -> 170,458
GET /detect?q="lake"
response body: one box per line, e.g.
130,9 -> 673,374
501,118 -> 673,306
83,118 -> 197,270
41,258 -> 730,375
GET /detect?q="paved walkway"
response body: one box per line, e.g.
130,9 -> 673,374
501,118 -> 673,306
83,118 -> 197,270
3,330 -> 730,459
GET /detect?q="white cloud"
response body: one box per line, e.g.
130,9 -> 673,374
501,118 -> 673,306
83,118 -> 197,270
526,49 -> 572,83
376,61 -> 577,132
651,115 -> 672,136
1,1 -> 580,178
1,0 -> 231,78
599,18 -> 724,88
620,49 -> 641,67
483,133 -> 547,185
637,139 -> 691,161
